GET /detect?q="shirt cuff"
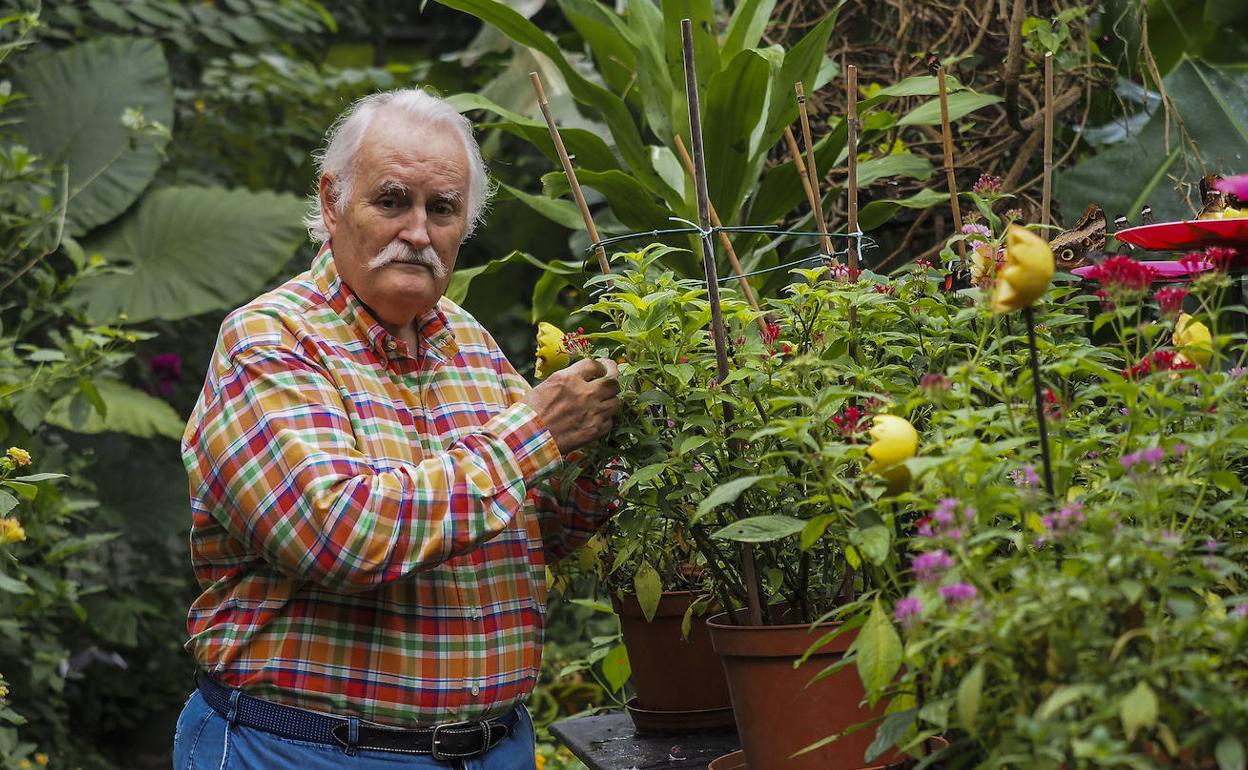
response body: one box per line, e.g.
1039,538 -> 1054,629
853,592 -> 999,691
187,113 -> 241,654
492,402 -> 563,484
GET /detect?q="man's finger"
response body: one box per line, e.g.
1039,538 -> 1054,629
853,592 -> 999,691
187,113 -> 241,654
597,358 -> 620,379
571,357 -> 608,380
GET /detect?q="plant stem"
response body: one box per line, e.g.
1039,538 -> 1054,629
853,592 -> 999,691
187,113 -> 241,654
1024,305 -> 1055,498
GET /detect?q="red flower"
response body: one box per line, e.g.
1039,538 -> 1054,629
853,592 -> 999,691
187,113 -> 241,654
1083,256 -> 1159,297
832,405 -> 868,435
1122,349 -> 1197,380
1042,387 -> 1063,420
1155,286 -> 1188,318
761,321 -> 782,346
873,283 -> 896,295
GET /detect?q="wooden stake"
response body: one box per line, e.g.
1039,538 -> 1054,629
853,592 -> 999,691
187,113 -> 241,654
530,72 -> 610,275
682,19 -> 764,627
782,126 -> 820,226
1041,51 -> 1054,235
672,134 -> 767,333
845,65 -> 860,279
936,65 -> 968,265
795,82 -> 836,260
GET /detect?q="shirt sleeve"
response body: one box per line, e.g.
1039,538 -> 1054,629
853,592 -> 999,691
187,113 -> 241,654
491,348 -> 618,561
183,343 -> 563,593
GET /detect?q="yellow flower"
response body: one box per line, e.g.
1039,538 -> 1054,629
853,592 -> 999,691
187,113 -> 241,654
1173,313 -> 1212,367
1,518 -> 25,544
534,322 -> 569,380
0,683 -> 8,699
34,754 -> 47,766
535,753 -> 547,770
18,759 -> 31,770
866,415 -> 919,493
991,225 -> 1054,314
6,447 -> 31,467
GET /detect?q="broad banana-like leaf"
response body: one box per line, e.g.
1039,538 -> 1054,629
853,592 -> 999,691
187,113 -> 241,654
446,93 -> 620,172
1055,58 -> 1248,224
46,379 -> 183,440
11,37 -> 173,236
73,186 -> 308,323
704,49 -> 771,222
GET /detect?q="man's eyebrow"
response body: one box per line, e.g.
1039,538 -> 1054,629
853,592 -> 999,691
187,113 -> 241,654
432,189 -> 463,203
374,180 -> 409,196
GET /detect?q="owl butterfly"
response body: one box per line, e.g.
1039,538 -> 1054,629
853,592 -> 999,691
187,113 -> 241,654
1197,174 -> 1245,219
1051,204 -> 1108,270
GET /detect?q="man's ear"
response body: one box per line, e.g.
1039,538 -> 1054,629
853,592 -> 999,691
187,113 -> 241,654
319,174 -> 340,234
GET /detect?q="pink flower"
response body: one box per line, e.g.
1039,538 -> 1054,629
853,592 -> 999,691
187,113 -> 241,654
972,174 -> 1002,195
1155,286 -> 1188,318
939,583 -> 978,605
1082,255 -> 1159,297
911,550 -> 954,583
894,596 -> 923,625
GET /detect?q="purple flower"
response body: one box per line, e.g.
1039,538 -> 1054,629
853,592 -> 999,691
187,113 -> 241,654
939,583 -> 978,605
1234,605 -> 1248,619
922,499 -> 974,540
1203,538 -> 1218,554
1010,464 -> 1041,488
1087,450 -> 1100,460
1174,443 -> 1187,457
894,596 -> 923,625
911,550 -> 955,583
1231,367 -> 1247,380
961,223 -> 993,244
1141,447 -> 1165,466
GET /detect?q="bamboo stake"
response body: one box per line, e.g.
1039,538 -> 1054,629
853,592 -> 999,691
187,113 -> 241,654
1024,305 -> 1055,496
530,72 -> 610,275
782,127 -> 820,226
682,19 -> 764,627
672,134 -> 767,334
1041,51 -> 1054,235
935,65 -> 968,265
845,64 -> 860,279
795,82 -> 836,260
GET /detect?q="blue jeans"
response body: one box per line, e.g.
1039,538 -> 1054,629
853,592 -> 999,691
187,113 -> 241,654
172,690 -> 538,770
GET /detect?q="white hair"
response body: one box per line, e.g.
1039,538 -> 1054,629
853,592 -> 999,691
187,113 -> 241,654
304,88 -> 492,243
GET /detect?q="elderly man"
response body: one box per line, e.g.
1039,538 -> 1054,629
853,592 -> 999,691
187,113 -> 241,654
172,89 -> 621,769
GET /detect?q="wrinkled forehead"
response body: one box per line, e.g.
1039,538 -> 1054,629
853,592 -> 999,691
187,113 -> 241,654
354,111 -> 470,192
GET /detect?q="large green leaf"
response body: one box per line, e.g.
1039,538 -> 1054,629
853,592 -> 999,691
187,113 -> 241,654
496,181 -> 584,230
45,379 -> 183,439
711,515 -> 806,543
859,188 -> 949,232
662,0 -> 720,104
703,49 -> 771,222
556,0 -> 640,104
897,91 -> 1002,127
1055,58 -> 1248,223
761,10 -> 840,147
544,169 -> 674,230
854,600 -> 902,705
722,0 -> 778,61
435,0 -> 673,199
447,92 -> 621,173
11,37 -> 173,236
73,186 -> 307,323
747,118 -> 849,226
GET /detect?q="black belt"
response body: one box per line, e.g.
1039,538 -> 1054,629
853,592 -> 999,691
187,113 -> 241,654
195,671 -> 516,759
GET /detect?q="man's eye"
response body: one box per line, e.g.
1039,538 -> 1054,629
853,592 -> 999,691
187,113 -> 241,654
432,201 -> 455,216
378,196 -> 403,210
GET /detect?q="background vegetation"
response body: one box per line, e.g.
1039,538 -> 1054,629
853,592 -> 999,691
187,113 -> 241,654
0,1 -> 1243,768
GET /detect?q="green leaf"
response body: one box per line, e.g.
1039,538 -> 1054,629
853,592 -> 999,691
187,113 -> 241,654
956,661 -> 985,736
711,514 -> 806,543
1,482 -> 36,500
10,473 -> 66,483
446,92 -> 621,173
703,49 -> 771,221
849,525 -> 891,566
1119,681 -> 1158,741
855,600 -> 902,705
897,91 -> 1002,126
73,186 -> 307,323
12,389 -> 51,432
45,532 -> 120,564
661,0 -> 720,107
555,0 -> 639,99
1217,737 -> 1246,770
496,181 -> 584,230
1035,683 -> 1099,720
11,36 -> 173,235
600,643 -> 631,693
633,561 -> 662,622
857,154 -> 935,187
748,119 -> 848,225
1055,59 -> 1248,223
859,189 -> 949,232
0,491 -> 16,516
0,573 -> 32,595
865,708 -> 916,764
695,475 -> 769,519
544,169 -> 673,231
722,0 -> 778,60
762,10 -> 841,147
858,74 -> 968,111
45,379 -> 184,439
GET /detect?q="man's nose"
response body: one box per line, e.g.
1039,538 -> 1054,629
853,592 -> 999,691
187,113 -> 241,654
397,209 -> 432,250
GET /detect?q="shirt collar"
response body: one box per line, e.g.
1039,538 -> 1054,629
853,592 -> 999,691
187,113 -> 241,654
312,243 -> 459,364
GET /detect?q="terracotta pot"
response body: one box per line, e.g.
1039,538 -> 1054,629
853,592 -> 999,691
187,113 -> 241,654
612,590 -> 734,730
706,609 -> 901,770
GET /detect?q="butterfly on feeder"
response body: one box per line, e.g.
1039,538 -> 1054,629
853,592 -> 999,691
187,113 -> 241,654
1197,174 -> 1246,219
1051,203 -> 1109,271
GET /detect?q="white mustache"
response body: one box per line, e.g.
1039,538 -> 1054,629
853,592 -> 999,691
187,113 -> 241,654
366,241 -> 447,279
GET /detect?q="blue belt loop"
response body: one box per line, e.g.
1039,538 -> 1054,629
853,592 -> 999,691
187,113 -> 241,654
345,716 -> 360,756
227,689 -> 242,726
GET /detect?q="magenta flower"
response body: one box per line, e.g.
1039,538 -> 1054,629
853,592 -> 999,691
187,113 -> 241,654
911,550 -> 955,583
894,596 -> 923,625
939,583 -> 978,605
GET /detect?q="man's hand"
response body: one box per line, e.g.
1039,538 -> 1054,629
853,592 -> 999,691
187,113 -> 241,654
523,358 -> 621,452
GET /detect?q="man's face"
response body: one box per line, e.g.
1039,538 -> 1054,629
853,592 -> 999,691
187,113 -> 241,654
320,111 -> 470,330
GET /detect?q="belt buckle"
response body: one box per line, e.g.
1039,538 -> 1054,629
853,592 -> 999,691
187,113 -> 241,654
431,719 -> 487,761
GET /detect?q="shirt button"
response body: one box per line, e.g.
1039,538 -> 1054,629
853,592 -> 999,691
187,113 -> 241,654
472,608 -> 483,620
470,683 -> 480,696
384,339 -> 397,352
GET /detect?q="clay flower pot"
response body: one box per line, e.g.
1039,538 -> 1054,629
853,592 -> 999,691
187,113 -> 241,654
706,608 -> 901,770
612,590 -> 735,733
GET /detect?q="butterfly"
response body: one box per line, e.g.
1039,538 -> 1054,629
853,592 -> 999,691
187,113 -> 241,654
1197,174 -> 1245,219
1051,204 -> 1109,271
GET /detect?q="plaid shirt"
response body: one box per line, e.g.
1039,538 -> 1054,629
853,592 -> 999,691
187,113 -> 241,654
181,245 -> 612,726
